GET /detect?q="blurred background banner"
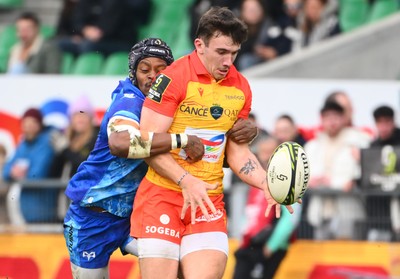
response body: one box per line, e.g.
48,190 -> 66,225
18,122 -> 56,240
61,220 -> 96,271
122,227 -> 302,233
0,75 -> 399,137
0,235 -> 399,279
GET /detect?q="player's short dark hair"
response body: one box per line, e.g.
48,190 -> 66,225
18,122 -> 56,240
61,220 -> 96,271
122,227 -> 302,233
373,105 -> 394,120
17,11 -> 40,26
195,6 -> 248,46
320,101 -> 344,114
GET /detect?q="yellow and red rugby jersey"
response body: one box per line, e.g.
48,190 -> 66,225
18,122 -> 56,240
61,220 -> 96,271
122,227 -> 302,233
144,51 -> 252,194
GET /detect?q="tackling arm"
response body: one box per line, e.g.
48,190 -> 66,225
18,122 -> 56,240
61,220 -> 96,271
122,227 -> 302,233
108,115 -> 202,160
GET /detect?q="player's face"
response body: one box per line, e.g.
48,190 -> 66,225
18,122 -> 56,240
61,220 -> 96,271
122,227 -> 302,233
136,57 -> 168,95
195,34 -> 241,81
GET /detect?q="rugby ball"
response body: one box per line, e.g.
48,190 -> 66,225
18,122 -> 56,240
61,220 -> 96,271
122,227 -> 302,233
266,141 -> 310,205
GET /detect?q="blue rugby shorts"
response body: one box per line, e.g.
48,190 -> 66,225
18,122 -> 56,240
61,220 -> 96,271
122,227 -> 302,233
63,202 -> 133,268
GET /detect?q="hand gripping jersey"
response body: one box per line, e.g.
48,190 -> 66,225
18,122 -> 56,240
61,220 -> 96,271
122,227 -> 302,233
65,78 -> 148,217
144,51 -> 252,194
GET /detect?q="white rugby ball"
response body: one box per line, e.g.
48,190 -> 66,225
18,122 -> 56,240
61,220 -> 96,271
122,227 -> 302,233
266,141 -> 310,205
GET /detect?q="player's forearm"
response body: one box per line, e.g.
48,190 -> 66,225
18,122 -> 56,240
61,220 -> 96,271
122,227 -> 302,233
109,131 -> 189,159
226,141 -> 267,190
144,153 -> 188,184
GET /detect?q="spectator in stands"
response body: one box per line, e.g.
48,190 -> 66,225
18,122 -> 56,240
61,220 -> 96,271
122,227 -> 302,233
365,105 -> 400,241
233,135 -> 301,279
292,0 -> 340,51
7,12 -> 62,74
370,105 -> 400,147
56,0 -> 151,57
325,91 -> 354,127
55,0 -> 79,38
189,0 -> 241,41
305,101 -> 370,240
273,114 -> 306,146
2,108 -> 58,223
300,90 -> 373,141
253,0 -> 302,65
50,95 -> 99,179
235,0 -> 270,70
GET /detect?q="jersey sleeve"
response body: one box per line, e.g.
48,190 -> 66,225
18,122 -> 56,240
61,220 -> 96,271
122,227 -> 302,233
144,71 -> 186,117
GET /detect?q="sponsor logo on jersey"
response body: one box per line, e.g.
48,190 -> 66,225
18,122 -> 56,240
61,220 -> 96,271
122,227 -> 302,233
123,93 -> 136,99
210,104 -> 223,120
82,251 -> 96,260
148,74 -> 171,103
145,226 -> 180,238
224,95 -> 244,100
195,209 -> 224,222
198,87 -> 204,97
180,128 -> 226,163
179,101 -> 209,117
67,225 -> 73,254
201,134 -> 225,161
222,108 -> 240,121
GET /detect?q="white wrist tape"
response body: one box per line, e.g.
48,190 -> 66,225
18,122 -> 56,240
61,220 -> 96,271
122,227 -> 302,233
171,134 -> 178,149
127,128 -> 154,159
180,134 -> 188,149
171,134 -> 188,149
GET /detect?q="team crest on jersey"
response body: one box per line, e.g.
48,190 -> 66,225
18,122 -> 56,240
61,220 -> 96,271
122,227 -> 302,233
210,104 -> 223,120
148,74 -> 171,103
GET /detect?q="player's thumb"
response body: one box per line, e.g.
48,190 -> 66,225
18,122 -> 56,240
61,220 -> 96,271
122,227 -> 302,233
205,182 -> 219,191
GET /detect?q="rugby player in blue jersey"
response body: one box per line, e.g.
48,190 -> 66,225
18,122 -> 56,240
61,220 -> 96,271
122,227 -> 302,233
63,38 -> 258,279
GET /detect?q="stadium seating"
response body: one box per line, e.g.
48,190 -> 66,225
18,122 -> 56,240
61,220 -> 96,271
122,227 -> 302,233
71,52 -> 104,75
102,52 -> 128,75
40,25 -> 56,39
61,52 -> 74,74
368,0 -> 399,23
140,0 -> 194,58
0,25 -> 17,72
339,0 -> 370,32
0,0 -> 23,8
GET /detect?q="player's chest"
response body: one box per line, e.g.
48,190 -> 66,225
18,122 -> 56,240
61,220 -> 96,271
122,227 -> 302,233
176,81 -> 246,123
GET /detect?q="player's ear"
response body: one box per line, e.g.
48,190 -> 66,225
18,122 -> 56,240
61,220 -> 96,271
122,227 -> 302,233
194,38 -> 205,54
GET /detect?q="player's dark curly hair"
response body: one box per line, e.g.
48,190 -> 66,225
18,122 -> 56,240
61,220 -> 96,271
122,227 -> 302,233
195,6 -> 248,46
128,38 -> 174,86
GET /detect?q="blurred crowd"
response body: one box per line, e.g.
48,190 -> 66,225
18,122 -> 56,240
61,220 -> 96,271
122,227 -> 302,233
1,0 -> 399,74
0,0 -> 383,74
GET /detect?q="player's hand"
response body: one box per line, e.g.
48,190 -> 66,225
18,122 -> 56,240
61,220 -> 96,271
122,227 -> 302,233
226,118 -> 258,144
179,174 -> 218,224
184,135 -> 204,163
263,182 -> 294,218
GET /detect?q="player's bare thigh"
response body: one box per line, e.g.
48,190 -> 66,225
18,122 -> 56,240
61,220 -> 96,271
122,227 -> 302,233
180,232 -> 228,279
137,238 -> 180,279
